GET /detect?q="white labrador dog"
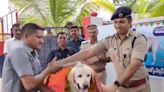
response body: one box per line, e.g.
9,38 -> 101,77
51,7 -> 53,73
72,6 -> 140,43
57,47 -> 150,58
67,62 -> 93,92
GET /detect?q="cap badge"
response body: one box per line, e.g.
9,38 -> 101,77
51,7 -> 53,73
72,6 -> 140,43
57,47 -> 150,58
118,12 -> 123,18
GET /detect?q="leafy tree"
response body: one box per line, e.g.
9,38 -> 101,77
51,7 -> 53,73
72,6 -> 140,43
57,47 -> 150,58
10,0 -> 53,26
112,0 -> 164,19
49,0 -> 115,26
11,0 -> 163,27
10,0 -> 115,26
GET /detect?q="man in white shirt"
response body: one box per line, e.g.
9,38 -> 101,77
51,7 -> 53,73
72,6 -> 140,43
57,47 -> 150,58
3,23 -> 22,55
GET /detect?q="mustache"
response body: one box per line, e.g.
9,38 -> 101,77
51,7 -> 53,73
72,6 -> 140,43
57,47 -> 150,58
116,27 -> 121,29
40,42 -> 44,45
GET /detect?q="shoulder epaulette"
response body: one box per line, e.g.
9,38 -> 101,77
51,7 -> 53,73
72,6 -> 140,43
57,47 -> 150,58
132,31 -> 143,37
81,40 -> 89,44
131,31 -> 147,48
105,35 -> 115,39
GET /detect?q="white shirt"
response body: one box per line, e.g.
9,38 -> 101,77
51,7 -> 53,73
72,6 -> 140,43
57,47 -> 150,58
3,37 -> 23,54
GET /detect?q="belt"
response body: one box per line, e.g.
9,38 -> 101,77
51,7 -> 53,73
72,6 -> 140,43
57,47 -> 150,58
122,77 -> 148,88
95,67 -> 105,73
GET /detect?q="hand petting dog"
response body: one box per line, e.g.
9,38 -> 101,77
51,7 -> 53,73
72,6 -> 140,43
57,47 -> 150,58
47,57 -> 63,73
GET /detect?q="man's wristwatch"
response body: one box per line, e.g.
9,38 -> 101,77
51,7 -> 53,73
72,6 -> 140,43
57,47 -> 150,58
114,80 -> 120,87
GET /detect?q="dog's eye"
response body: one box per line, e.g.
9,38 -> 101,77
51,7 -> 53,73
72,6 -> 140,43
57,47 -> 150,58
87,74 -> 91,77
78,75 -> 82,78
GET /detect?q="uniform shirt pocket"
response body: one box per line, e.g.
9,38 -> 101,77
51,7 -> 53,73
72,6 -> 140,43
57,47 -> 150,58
106,48 -> 117,62
123,48 -> 132,68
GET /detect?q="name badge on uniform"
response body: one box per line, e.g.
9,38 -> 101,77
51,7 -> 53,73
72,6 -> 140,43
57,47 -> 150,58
124,48 -> 132,54
109,48 -> 117,51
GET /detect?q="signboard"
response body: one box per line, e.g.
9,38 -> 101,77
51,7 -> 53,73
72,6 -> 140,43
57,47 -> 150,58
132,17 -> 164,77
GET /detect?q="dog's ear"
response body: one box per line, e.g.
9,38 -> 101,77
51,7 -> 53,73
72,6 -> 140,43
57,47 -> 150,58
67,68 -> 76,84
67,69 -> 73,81
90,69 -> 96,83
89,69 -> 104,92
84,65 -> 95,83
72,71 -> 76,84
89,69 -> 97,91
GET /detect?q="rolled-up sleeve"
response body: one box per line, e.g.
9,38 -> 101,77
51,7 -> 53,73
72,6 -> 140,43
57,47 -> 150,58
131,36 -> 147,62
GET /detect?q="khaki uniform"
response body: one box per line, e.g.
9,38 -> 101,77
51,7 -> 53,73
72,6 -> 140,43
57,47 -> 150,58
80,40 -> 107,84
93,30 -> 150,92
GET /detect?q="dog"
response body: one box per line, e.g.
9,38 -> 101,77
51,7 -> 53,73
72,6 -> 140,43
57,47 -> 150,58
44,62 -> 103,92
147,36 -> 164,65
67,62 -> 103,92
67,62 -> 92,92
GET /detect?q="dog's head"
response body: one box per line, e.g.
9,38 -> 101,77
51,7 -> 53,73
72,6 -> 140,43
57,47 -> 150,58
67,62 -> 93,92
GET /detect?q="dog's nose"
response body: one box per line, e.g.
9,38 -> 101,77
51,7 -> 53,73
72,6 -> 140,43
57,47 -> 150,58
83,84 -> 89,89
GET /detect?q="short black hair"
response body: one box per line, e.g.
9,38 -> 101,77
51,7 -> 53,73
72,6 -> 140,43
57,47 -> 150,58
11,23 -> 20,37
57,32 -> 67,38
21,23 -> 45,35
12,23 -> 20,28
70,26 -> 79,30
11,23 -> 20,31
65,22 -> 73,27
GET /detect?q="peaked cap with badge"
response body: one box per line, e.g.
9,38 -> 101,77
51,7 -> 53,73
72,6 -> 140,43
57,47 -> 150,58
111,6 -> 132,20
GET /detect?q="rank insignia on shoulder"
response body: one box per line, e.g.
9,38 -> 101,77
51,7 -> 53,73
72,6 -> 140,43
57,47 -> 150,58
81,40 -> 89,44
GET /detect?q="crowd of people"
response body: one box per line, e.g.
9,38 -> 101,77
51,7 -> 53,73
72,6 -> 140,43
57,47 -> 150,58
1,6 -> 151,92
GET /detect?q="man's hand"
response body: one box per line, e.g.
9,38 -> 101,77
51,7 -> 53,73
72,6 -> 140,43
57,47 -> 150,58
47,58 -> 62,73
39,84 -> 55,92
101,84 -> 118,92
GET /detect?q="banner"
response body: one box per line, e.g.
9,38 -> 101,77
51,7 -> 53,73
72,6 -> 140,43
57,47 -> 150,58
132,19 -> 164,77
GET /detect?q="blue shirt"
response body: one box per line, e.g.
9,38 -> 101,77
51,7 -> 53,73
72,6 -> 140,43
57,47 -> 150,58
67,37 -> 85,52
47,47 -> 77,63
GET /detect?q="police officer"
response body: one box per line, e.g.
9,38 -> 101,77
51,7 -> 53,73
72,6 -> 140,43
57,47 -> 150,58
67,26 -> 85,52
51,6 -> 150,92
80,24 -> 108,84
47,32 -> 77,62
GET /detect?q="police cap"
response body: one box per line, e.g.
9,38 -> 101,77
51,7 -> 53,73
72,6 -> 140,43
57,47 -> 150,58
111,6 -> 132,20
87,24 -> 98,32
